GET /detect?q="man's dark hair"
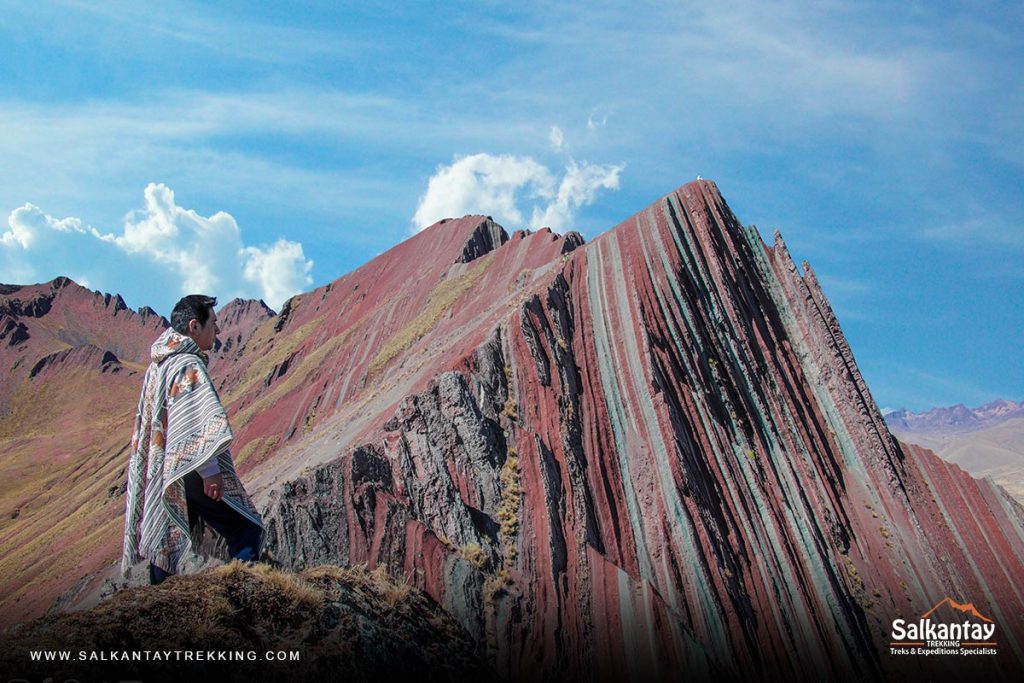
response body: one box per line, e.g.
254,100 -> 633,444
171,295 -> 218,334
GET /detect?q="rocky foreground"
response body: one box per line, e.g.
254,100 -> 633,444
0,562 -> 497,683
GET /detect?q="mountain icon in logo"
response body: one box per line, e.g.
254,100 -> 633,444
921,597 -> 993,623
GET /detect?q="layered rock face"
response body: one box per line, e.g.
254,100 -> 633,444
225,182 -> 1024,680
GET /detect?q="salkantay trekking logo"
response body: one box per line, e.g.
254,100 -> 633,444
889,597 -> 998,657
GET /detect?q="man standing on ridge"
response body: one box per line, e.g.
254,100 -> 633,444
122,294 -> 263,584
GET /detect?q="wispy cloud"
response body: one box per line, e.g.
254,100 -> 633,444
0,90 -> 426,227
901,365 -> 1007,408
924,216 -> 1024,251
466,1 -> 1019,162
411,153 -> 623,233
8,0 -> 370,64
549,125 -> 566,153
471,2 -> 920,120
0,88 -> 547,214
862,356 -> 1021,413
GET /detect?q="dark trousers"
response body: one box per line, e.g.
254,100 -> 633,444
149,470 -> 262,585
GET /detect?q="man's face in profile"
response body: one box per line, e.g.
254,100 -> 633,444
191,309 -> 219,351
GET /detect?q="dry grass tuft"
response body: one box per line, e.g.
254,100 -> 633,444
483,568 -> 513,601
502,398 -> 518,420
368,564 -> 415,608
459,543 -> 488,570
496,448 -> 522,547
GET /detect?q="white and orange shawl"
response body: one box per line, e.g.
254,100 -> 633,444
121,328 -> 262,576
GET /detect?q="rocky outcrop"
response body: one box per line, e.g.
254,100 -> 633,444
28,344 -> 121,379
0,315 -> 29,348
457,217 -> 509,264
262,337 -> 514,650
211,214 -> 580,466
214,297 -> 275,356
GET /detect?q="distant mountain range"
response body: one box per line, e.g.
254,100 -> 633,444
886,401 -> 1024,503
885,400 -> 1024,436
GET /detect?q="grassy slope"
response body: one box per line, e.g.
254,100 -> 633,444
0,367 -> 139,625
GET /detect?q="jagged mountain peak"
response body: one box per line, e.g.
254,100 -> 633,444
974,398 -> 1024,419
1,276 -> 150,325
455,215 -> 508,263
0,275 -> 167,416
214,297 -> 276,357
219,297 -> 276,319
0,277 -> 167,358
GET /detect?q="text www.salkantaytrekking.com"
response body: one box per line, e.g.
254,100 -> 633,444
30,649 -> 300,662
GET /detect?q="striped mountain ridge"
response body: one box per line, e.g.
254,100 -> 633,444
205,180 -> 1024,680
2,180 -> 1023,681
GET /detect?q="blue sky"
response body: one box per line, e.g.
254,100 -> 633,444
0,1 -> 1020,411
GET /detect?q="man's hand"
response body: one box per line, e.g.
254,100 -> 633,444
203,473 -> 225,501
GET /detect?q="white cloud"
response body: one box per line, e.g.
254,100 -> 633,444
531,160 -> 624,231
109,183 -> 246,295
242,240 -> 314,311
3,202 -> 87,249
2,203 -> 100,284
2,184 -> 314,310
412,154 -> 554,230
2,209 -> 36,250
412,153 -> 623,233
549,125 -> 565,152
107,183 -> 313,309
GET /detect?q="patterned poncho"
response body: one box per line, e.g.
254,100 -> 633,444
121,328 -> 263,577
